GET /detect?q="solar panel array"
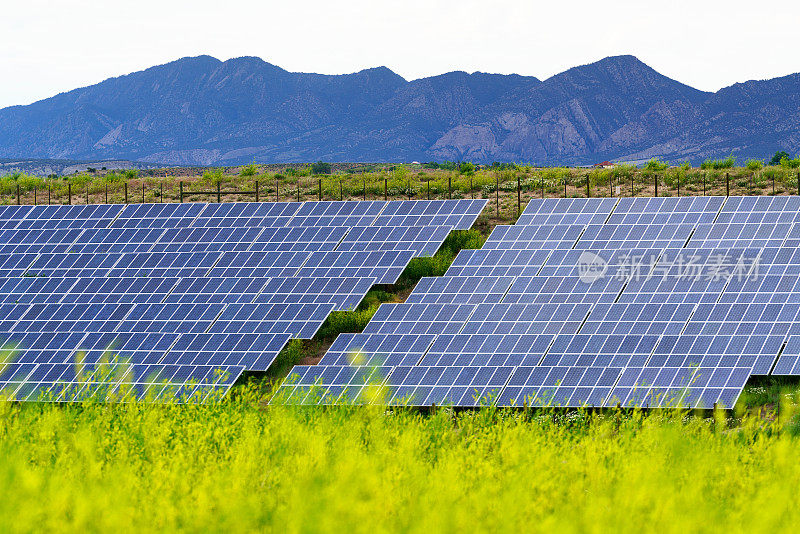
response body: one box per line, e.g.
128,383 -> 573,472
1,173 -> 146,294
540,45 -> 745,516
283,196 -> 800,409
0,199 -> 487,402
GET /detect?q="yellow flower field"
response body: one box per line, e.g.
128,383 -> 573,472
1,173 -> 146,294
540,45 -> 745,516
0,387 -> 799,533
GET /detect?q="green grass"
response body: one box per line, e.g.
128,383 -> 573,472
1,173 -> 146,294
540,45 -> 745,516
3,394 -> 800,531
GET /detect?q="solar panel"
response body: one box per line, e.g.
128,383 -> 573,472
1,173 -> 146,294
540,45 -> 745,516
574,223 -> 694,249
0,361 -> 244,403
483,224 -> 585,250
499,365 -> 623,407
516,198 -> 617,226
253,277 -> 375,311
110,203 -> 206,228
208,302 -> 335,339
294,250 -> 415,284
687,223 -> 792,248
288,201 -> 386,227
405,276 -> 514,304
337,225 -> 452,257
159,332 -> 291,370
460,302 -> 592,336
370,200 -> 486,230
317,332 -> 436,366
361,303 -> 476,335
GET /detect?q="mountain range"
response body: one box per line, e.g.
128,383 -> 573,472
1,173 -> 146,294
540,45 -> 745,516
0,54 -> 798,166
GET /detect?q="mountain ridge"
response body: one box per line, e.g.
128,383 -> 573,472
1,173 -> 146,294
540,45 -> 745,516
1,54 -> 798,165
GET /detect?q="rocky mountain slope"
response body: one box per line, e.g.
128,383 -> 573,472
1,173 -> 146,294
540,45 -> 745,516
0,54 -> 797,165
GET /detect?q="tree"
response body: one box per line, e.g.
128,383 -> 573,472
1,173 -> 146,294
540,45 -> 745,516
311,161 -> 332,175
770,151 -> 790,166
643,158 -> 668,172
240,163 -> 258,177
458,162 -> 476,176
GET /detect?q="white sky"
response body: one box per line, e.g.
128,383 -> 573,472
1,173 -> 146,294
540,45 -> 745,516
1,0 -> 799,108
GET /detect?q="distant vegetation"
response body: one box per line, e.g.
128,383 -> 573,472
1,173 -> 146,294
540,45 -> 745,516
2,155 -> 800,211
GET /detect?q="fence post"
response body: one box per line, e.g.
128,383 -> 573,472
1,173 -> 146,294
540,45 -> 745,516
87,184 -> 90,204
773,174 -> 776,195
17,184 -> 20,205
384,178 -> 387,201
586,174 -> 590,198
124,182 -> 128,204
470,177 -> 473,199
564,177 -> 567,198
677,174 -> 680,197
68,183 -> 72,205
297,181 -> 300,202
427,179 -> 430,200
363,179 -> 366,201
797,171 -> 799,196
217,181 -> 221,203
609,176 -> 612,198
726,173 -> 729,197
703,173 -> 706,196
142,182 -> 145,204
319,178 -> 322,201
179,181 -> 183,203
256,180 -> 260,202
517,176 -> 521,216
340,179 -> 343,201
495,176 -> 499,218
541,175 -> 544,199
654,174 -> 658,197
34,187 -> 37,205
448,176 -> 452,199
48,186 -> 51,205
105,185 -> 108,204
160,183 -> 163,203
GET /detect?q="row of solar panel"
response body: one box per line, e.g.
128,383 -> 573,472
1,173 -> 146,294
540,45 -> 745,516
279,362 -> 745,409
0,330 -> 292,370
0,224 -> 453,258
293,196 -> 800,408
0,200 -> 489,403
0,200 -> 485,230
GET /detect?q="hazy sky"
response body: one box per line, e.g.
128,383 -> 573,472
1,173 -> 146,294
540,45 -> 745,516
1,0 -> 798,108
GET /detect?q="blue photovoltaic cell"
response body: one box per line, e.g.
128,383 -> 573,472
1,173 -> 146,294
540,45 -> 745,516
460,302 -> 592,336
503,275 -> 625,305
516,198 -> 617,226
361,303 -> 476,335
687,222 -> 792,248
110,203 -> 206,228
288,201 -> 386,227
160,332 -> 291,370
574,223 -> 694,249
253,277 -> 375,311
294,250 -> 415,284
208,250 -> 310,278
337,225 -> 451,257
247,226 -> 349,252
445,249 -> 552,277
317,332 -> 437,367
499,365 -> 623,407
164,277 -> 268,304
370,199 -> 486,230
539,333 -> 659,368
405,276 -> 514,305
421,333 -> 556,367
483,224 -> 585,250
207,302 -> 335,339
0,361 -> 244,403
191,202 -> 301,227
772,336 -> 800,375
